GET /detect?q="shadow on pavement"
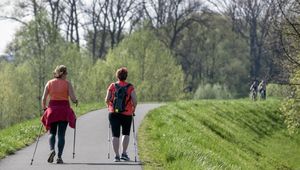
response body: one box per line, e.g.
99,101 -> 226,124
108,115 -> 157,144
63,162 -> 143,166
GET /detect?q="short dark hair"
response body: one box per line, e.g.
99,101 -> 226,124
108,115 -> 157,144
116,67 -> 128,81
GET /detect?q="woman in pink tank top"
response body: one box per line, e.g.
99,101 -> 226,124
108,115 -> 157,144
41,65 -> 78,164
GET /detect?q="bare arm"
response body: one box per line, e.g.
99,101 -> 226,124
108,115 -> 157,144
68,81 -> 77,103
105,90 -> 112,107
41,83 -> 49,110
131,91 -> 137,111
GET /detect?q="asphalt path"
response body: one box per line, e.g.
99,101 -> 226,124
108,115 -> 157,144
0,103 -> 162,170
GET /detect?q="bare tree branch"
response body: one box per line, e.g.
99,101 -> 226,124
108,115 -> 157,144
0,15 -> 28,26
279,32 -> 300,67
278,0 -> 300,39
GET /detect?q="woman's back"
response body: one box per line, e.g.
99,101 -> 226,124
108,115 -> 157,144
48,78 -> 69,101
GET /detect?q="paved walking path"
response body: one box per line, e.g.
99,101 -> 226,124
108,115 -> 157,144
0,103 -> 162,170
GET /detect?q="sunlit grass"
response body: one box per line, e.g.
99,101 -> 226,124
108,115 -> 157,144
139,99 -> 300,170
0,102 -> 103,159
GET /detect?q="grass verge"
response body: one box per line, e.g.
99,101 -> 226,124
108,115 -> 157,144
0,102 -> 103,159
139,99 -> 300,170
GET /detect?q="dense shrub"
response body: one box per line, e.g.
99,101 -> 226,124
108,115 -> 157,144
267,83 -> 292,98
193,83 -> 233,99
88,30 -> 185,102
280,70 -> 300,134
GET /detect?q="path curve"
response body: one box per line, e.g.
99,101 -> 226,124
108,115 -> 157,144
0,103 -> 162,170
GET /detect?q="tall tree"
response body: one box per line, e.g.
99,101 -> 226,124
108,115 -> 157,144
84,0 -> 109,60
46,0 -> 62,29
143,0 -> 203,49
276,0 -> 300,67
106,0 -> 136,49
209,0 -> 280,80
63,0 -> 80,47
84,0 -> 138,60
277,0 -> 300,133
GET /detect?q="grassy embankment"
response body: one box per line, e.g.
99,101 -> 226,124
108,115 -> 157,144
139,99 -> 300,170
0,102 -> 103,159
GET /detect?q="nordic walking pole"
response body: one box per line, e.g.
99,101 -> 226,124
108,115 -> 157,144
132,114 -> 137,162
30,124 -> 43,165
72,119 -> 76,159
108,123 -> 111,159
73,102 -> 78,159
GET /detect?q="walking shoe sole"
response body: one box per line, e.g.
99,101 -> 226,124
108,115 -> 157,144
47,151 -> 55,163
121,157 -> 130,161
121,155 -> 130,161
56,160 -> 64,164
114,156 -> 121,162
56,157 -> 64,164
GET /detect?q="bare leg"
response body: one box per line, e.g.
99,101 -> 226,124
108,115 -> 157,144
122,135 -> 130,154
112,137 -> 120,157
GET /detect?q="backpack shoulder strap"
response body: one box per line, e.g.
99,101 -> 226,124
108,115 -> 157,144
125,83 -> 132,88
125,83 -> 132,104
114,82 -> 131,90
114,82 -> 120,89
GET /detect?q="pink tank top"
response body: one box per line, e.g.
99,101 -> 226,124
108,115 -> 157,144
47,78 -> 69,100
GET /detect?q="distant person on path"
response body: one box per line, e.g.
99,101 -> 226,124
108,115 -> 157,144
250,80 -> 259,100
105,67 -> 137,162
258,80 -> 267,100
41,65 -> 78,164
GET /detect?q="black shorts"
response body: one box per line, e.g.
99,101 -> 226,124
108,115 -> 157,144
109,113 -> 132,138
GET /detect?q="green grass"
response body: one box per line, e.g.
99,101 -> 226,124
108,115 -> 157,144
0,102 -> 103,159
139,99 -> 300,170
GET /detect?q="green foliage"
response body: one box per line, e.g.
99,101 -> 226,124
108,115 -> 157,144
267,83 -> 292,98
139,99 -> 300,170
0,12 -> 94,128
193,83 -> 233,99
281,99 -> 300,134
89,30 -> 185,102
215,31 -> 250,97
280,69 -> 300,134
0,62 -> 37,128
50,44 -> 94,102
176,14 -> 250,97
85,30 -> 111,60
0,51 -> 94,128
78,59 -> 112,102
0,23 -> 185,129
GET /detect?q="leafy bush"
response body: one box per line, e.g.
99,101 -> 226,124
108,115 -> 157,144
281,99 -> 300,134
193,83 -> 233,99
90,30 -> 185,102
267,83 -> 292,98
280,70 -> 300,134
0,62 -> 37,128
